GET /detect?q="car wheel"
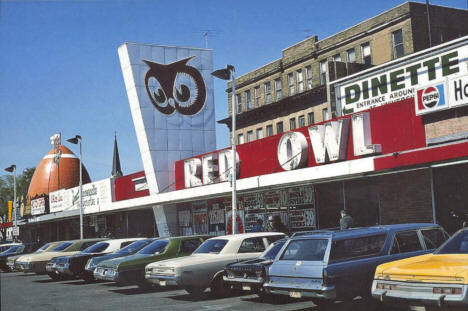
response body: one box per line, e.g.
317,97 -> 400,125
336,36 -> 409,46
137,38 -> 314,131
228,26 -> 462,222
47,272 -> 61,281
210,274 -> 230,297
137,281 -> 155,291
82,274 -> 95,283
185,286 -> 206,297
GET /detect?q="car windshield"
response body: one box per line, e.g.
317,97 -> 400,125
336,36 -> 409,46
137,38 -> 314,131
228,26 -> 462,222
82,242 -> 109,253
280,239 -> 328,261
261,240 -> 286,260
51,242 -> 72,251
193,239 -> 228,254
37,243 -> 51,252
137,240 -> 169,255
437,230 -> 468,254
117,239 -> 153,254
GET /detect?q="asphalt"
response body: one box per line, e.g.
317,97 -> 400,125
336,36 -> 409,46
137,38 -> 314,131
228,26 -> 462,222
1,272 -> 420,311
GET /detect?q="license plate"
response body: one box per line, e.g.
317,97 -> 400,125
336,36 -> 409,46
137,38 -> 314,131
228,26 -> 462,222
159,280 -> 166,287
289,291 -> 302,298
242,285 -> 251,291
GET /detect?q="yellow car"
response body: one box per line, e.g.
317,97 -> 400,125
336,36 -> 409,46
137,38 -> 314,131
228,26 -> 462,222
372,228 -> 468,310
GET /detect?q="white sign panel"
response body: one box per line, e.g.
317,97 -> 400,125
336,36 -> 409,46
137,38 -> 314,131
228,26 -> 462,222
337,39 -> 468,115
448,74 -> 468,108
31,197 -> 46,215
118,43 -> 216,195
70,179 -> 112,214
49,189 -> 72,213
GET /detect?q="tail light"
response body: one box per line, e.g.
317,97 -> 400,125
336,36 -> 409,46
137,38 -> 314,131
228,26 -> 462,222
433,287 -> 462,295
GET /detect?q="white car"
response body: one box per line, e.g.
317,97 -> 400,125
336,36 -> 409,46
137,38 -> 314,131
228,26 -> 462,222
145,232 -> 286,296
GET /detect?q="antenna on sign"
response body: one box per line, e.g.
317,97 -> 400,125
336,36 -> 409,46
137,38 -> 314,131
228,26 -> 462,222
203,31 -> 209,48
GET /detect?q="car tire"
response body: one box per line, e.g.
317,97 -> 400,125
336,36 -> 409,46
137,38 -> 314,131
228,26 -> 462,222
210,274 -> 230,297
185,286 -> 206,297
82,274 -> 95,283
47,272 -> 61,281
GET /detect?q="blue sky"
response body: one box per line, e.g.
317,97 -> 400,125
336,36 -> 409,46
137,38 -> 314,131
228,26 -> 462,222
1,0 -> 466,181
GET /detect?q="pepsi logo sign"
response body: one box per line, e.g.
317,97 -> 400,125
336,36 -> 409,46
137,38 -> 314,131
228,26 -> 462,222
421,86 -> 440,108
416,83 -> 447,115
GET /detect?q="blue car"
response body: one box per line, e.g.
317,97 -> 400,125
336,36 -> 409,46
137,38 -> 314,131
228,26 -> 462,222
264,223 -> 448,306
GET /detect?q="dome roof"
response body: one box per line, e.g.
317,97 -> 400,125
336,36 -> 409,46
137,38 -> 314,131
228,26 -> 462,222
27,145 -> 91,199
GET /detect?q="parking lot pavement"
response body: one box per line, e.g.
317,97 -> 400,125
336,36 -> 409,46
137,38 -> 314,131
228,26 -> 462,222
1,272 -> 417,311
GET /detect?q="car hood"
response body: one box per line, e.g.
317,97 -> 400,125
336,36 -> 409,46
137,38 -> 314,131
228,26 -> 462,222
379,254 -> 468,283
90,252 -> 127,266
148,253 -> 235,269
19,251 -> 81,262
97,253 -> 152,269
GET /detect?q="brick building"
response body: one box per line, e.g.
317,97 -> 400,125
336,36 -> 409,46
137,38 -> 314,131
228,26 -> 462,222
218,1 -> 468,144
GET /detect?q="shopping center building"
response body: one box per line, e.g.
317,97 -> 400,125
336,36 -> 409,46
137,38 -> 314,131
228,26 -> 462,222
17,4 -> 468,242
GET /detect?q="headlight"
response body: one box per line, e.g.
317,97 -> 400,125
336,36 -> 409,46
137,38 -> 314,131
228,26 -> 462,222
255,270 -> 263,279
226,270 -> 235,279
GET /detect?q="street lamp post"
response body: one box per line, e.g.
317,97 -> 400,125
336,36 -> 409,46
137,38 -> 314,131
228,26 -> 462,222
211,65 -> 237,234
66,135 -> 83,240
4,165 -> 17,236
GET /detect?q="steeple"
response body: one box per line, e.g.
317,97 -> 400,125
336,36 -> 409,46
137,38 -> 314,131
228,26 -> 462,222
111,133 -> 123,178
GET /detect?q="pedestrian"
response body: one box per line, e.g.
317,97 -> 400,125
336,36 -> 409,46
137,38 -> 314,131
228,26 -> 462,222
339,210 -> 354,230
251,218 -> 264,232
267,215 -> 289,235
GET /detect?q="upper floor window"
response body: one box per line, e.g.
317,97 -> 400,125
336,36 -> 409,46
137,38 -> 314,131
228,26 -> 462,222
254,86 -> 260,108
264,82 -> 272,105
275,78 -> 282,101
392,29 -> 404,59
305,66 -> 312,90
245,90 -> 252,110
308,112 -> 315,125
319,60 -> 327,85
236,93 -> 242,114
276,121 -> 284,134
298,115 -> 305,128
238,133 -> 244,144
361,42 -> 371,65
247,131 -> 253,142
289,117 -> 297,130
266,125 -> 273,137
288,73 -> 295,96
347,48 -> 356,63
256,128 -> 263,140
296,69 -> 304,93
333,53 -> 342,62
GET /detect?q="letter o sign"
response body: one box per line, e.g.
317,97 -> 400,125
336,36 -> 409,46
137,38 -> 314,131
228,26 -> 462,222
277,132 -> 308,171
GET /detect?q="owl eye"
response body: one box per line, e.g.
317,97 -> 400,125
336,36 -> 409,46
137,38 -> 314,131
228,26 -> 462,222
174,72 -> 198,107
148,77 -> 167,105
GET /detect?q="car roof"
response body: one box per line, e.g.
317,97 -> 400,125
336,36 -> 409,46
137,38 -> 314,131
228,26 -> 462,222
211,232 -> 286,241
292,223 -> 440,240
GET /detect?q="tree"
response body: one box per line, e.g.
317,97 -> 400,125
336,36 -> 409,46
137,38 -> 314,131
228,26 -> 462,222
0,167 -> 35,240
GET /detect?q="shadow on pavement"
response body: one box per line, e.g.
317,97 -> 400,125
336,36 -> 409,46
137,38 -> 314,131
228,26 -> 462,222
288,299 -> 414,311
167,289 -> 248,302
241,294 -> 303,305
109,285 -> 180,295
33,279 -> 57,283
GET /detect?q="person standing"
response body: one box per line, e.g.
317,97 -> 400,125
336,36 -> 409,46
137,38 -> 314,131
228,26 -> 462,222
339,210 -> 354,230
251,218 -> 265,232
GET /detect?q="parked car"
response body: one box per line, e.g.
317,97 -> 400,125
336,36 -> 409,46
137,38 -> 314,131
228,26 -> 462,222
263,223 -> 447,306
0,243 -> 21,253
94,235 -> 211,289
16,238 -> 105,278
84,238 -> 155,280
0,242 -> 41,271
223,238 -> 287,298
145,232 -> 286,296
49,238 -> 145,282
6,242 -> 61,272
372,227 -> 468,309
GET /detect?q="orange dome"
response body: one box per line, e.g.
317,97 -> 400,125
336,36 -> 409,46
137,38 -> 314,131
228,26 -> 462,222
27,145 -> 91,199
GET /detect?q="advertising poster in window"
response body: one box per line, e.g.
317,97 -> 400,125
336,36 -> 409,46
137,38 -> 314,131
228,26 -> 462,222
208,200 -> 225,235
192,201 -> 208,234
225,210 -> 245,234
177,204 -> 192,236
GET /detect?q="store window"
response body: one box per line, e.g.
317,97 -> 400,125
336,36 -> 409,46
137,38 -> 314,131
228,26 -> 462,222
247,130 -> 253,142
264,82 -> 272,105
392,29 -> 404,59
308,112 -> 315,125
245,90 -> 252,110
256,128 -> 263,140
266,125 -> 273,137
238,133 -> 244,144
288,73 -> 295,95
275,78 -> 282,101
276,121 -> 283,134
254,86 -> 260,108
296,69 -> 304,93
305,66 -> 312,90
361,42 -> 371,65
333,53 -> 342,62
236,93 -> 242,114
319,60 -> 327,85
347,48 -> 356,63
289,118 -> 296,130
298,115 -> 305,128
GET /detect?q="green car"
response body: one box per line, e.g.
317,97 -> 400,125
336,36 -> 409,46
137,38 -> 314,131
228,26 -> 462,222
93,235 -> 211,289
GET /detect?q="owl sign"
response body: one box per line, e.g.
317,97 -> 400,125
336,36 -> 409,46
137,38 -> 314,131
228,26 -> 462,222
143,57 -> 207,116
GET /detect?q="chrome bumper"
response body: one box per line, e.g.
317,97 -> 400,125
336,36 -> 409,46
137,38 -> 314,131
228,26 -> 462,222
57,263 -> 73,275
145,273 -> 179,286
94,267 -> 119,281
17,261 -> 33,272
264,282 -> 336,299
223,276 -> 263,285
372,280 -> 468,307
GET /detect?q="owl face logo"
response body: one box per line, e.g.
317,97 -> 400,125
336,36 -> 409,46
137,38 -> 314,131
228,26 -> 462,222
143,56 -> 207,116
